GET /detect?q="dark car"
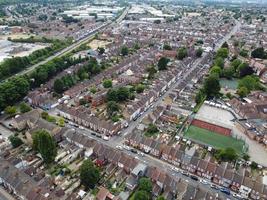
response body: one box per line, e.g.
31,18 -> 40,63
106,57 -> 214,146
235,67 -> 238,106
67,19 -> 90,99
190,175 -> 199,181
220,188 -> 230,195
131,149 -> 138,154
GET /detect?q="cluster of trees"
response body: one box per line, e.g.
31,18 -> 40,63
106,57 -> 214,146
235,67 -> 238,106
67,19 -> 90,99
177,47 -> 188,60
133,178 -> 165,200
32,130 -> 57,164
195,48 -> 203,57
102,79 -> 112,88
121,45 -> 129,56
215,148 -> 238,162
8,36 -> 55,43
53,58 -> 100,94
0,38 -> 72,80
107,86 -> 133,102
158,57 -> 170,70
0,55 -> 84,111
9,135 -> 23,148
210,58 -> 254,80
62,14 -> 79,23
251,47 -> 267,59
163,44 -> 172,50
80,159 -> 100,190
145,124 -> 159,137
237,75 -> 261,97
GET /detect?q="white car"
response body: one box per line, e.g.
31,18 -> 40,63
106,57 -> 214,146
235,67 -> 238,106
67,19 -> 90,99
116,145 -> 123,150
232,193 -> 242,199
200,179 -> 209,185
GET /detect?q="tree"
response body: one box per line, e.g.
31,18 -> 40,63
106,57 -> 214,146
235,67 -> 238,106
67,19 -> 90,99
147,66 -> 157,79
177,47 -> 188,60
158,57 -> 169,70
4,106 -> 17,116
251,161 -> 258,170
117,87 -> 130,102
243,154 -> 250,161
80,159 -> 100,189
32,130 -> 57,164
107,89 -> 118,102
138,178 -> 152,193
231,59 -> 242,71
121,45 -> 129,56
203,75 -> 221,98
238,75 -> 260,92
239,49 -> 248,57
195,90 -> 205,104
136,84 -> 145,93
163,44 -> 172,50
237,62 -> 254,77
134,190 -> 150,200
19,102 -> 31,113
216,48 -> 228,59
54,79 -> 65,93
221,42 -> 229,49
237,86 -> 249,98
145,124 -> 159,137
102,79 -> 112,88
222,66 -> 235,79
157,196 -> 166,200
97,47 -> 105,55
9,135 -> 23,148
251,47 -> 266,59
215,148 -> 238,162
195,48 -> 203,57
214,57 -> 224,68
210,66 -> 222,76
107,101 -> 120,117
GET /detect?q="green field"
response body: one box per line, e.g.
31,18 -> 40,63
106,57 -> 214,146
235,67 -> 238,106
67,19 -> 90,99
184,125 -> 245,154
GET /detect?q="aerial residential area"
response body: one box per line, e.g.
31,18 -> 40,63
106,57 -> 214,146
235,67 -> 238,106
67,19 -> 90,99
0,0 -> 267,200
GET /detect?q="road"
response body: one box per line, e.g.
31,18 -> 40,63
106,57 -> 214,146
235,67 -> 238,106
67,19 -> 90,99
13,7 -> 130,77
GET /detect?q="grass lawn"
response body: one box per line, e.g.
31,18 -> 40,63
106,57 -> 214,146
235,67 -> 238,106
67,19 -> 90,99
184,125 -> 245,154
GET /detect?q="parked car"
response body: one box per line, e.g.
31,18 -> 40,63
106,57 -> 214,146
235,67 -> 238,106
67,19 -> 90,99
210,184 -> 219,190
220,188 -> 230,195
200,179 -> 209,185
131,149 -> 138,154
190,175 -> 199,181
182,171 -> 189,176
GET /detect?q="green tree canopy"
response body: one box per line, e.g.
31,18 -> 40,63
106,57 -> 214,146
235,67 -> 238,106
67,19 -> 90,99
203,75 -> 221,98
158,57 -> 169,70
251,47 -> 267,59
121,45 -> 129,56
136,84 -> 145,93
134,190 -> 150,200
138,178 -> 152,193
80,159 -> 100,189
195,48 -> 203,57
215,148 -> 238,162
107,101 -> 120,118
102,79 -> 113,88
4,106 -> 17,116
9,135 -> 23,148
32,130 -> 57,164
216,48 -> 229,59
177,47 -> 188,60
19,102 -> 31,113
210,66 -> 222,76
214,57 -> 224,68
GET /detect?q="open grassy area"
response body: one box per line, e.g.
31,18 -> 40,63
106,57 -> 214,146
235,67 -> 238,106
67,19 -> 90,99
184,125 -> 245,154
